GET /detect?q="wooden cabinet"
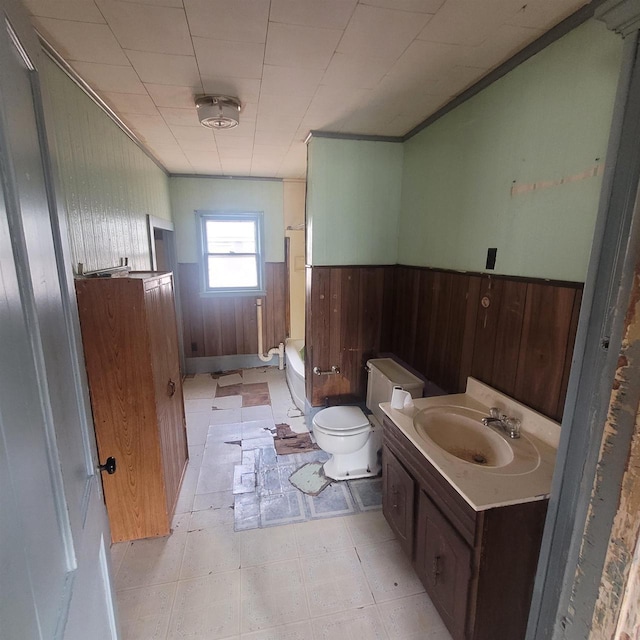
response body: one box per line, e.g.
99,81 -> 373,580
383,418 -> 547,640
76,272 -> 188,543
382,446 -> 415,556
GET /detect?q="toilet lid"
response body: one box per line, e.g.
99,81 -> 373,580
313,406 -> 370,432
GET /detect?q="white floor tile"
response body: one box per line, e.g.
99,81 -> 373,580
185,412 -> 212,446
116,583 -> 176,640
110,541 -> 130,576
240,559 -> 309,633
294,517 -> 353,556
168,570 -> 241,639
210,408 -> 243,424
171,513 -> 190,532
180,526 -> 241,579
345,510 -> 396,547
301,547 -> 374,618
311,605 -> 389,639
192,490 -> 235,513
239,620 -> 313,639
238,525 -> 298,567
116,533 -> 187,590
378,593 -> 452,639
357,540 -> 425,603
242,367 -> 272,384
241,405 -> 273,422
212,395 -> 243,410
189,502 -> 235,529
217,373 -> 244,387
185,398 -> 215,413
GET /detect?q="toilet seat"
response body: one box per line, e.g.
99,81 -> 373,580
313,406 -> 370,434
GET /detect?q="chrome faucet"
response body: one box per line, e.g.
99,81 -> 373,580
481,407 -> 521,439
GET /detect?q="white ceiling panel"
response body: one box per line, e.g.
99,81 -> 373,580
194,37 -> 265,80
322,52 -> 392,90
24,0 -> 105,23
185,0 -> 269,43
125,50 -> 202,86
27,0 -> 591,177
269,0 -> 357,30
337,4 -> 432,61
145,83 -> 201,109
35,17 -> 128,64
158,106 -> 201,127
70,61 -> 147,94
103,92 -> 159,115
97,0 -> 193,55
200,76 -> 262,104
261,64 -> 324,99
265,23 -> 342,70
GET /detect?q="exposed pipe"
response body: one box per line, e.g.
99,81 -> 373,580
256,298 -> 284,369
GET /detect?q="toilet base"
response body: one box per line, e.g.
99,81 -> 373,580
323,455 -> 381,481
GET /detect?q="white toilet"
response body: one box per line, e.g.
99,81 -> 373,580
312,358 -> 424,480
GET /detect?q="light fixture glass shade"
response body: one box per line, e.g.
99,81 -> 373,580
195,95 -> 241,129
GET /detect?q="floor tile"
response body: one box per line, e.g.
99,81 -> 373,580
242,367 -> 271,384
240,559 -> 309,633
234,493 -> 261,531
185,412 -> 212,446
217,373 -> 244,387
240,620 -> 312,639
260,491 -> 307,527
192,489 -> 235,512
357,540 -> 425,603
171,512 -> 190,532
168,570 -> 241,639
241,420 -> 275,440
110,541 -> 130,576
378,593 -> 452,639
116,583 -> 176,640
207,422 -> 243,443
180,526 -> 241,579
294,517 -> 353,556
301,547 -> 374,618
188,504 -> 235,530
241,405 -> 273,422
238,525 -> 298,567
210,408 -> 243,424
305,481 -> 356,519
348,477 -> 383,510
345,510 -> 395,546
185,398 -> 215,413
311,605 -> 389,639
215,383 -> 243,398
234,464 -> 257,495
212,395 -> 244,410
116,532 -> 187,590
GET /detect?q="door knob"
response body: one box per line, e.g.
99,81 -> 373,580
98,456 -> 116,475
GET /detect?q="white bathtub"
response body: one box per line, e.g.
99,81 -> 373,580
285,339 -> 306,412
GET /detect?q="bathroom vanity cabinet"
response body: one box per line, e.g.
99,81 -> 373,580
382,418 -> 548,640
76,272 -> 188,543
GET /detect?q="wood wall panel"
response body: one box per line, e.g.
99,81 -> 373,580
177,262 -> 286,358
307,265 -> 582,422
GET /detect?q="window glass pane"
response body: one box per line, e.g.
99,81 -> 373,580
205,220 -> 256,254
207,255 -> 258,288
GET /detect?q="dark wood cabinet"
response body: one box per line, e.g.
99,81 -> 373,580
382,446 -> 415,555
76,272 -> 188,543
383,418 -> 547,640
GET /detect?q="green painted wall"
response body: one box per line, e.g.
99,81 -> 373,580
307,137 -> 403,265
42,58 -> 171,272
170,177 -> 284,263
399,20 -> 623,282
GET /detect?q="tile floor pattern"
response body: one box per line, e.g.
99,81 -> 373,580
111,368 -> 453,639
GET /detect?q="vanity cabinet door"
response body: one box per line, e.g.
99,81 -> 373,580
416,490 -> 472,640
382,445 -> 415,556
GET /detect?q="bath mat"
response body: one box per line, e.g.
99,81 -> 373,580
289,462 -> 332,496
274,423 -> 319,455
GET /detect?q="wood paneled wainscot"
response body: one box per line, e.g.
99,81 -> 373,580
76,272 -> 188,542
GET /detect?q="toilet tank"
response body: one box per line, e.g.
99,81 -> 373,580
366,358 -> 424,423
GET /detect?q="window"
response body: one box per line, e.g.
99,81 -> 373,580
198,211 -> 265,296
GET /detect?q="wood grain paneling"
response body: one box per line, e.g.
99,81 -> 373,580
307,265 -> 582,421
177,262 -> 286,358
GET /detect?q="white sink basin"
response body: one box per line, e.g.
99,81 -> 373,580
413,405 -> 540,474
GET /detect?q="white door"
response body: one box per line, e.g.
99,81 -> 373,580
0,1 -> 117,638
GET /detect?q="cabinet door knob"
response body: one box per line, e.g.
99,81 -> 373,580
98,456 -> 117,475
433,555 -> 442,585
167,379 -> 176,397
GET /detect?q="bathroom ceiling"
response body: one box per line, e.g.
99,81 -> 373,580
25,0 -> 588,179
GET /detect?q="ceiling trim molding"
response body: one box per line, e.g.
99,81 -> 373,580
169,173 -> 283,182
595,0 -> 640,35
306,130 -> 404,144
403,1 -> 606,142
37,33 -> 169,176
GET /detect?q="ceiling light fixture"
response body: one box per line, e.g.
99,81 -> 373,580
195,95 -> 241,129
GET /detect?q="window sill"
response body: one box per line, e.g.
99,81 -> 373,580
199,289 -> 266,298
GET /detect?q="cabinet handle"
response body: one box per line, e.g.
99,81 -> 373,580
433,555 -> 442,585
167,379 -> 176,397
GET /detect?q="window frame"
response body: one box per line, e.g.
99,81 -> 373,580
196,210 -> 266,297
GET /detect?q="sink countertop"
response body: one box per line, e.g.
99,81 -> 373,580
380,378 -> 559,512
